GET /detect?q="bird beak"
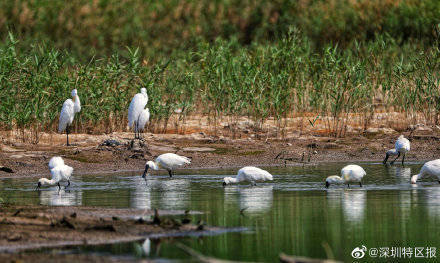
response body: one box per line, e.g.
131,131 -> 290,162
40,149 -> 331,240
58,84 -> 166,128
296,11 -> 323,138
36,182 -> 41,191
325,181 -> 330,188
222,182 -> 227,187
142,165 -> 149,178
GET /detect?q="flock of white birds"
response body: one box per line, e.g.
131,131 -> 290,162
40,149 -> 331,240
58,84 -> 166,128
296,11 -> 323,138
35,88 -> 440,190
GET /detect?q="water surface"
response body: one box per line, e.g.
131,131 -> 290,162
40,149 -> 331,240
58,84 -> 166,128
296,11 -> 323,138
1,162 -> 440,262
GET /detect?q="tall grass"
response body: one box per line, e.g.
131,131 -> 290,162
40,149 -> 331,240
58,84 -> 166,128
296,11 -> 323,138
0,31 -> 440,141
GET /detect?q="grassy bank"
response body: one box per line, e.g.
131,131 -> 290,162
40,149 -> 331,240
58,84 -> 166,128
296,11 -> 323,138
0,31 -> 439,142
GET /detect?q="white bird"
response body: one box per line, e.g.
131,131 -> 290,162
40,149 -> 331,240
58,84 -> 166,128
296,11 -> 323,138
222,166 -> 273,186
58,89 -> 81,146
137,108 -> 150,137
325,164 -> 366,188
383,135 -> 410,165
142,153 -> 191,178
48,156 -> 64,169
128,88 -> 148,139
37,156 -> 73,190
411,159 -> 440,184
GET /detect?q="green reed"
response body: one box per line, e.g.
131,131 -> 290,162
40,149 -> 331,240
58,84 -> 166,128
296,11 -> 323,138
1,31 -> 440,141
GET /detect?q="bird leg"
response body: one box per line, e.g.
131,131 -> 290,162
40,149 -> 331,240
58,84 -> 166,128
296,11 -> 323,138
359,182 -> 362,187
347,184 -> 350,188
57,182 -> 61,191
134,121 -> 138,139
383,153 -> 389,164
401,154 -> 405,165
65,180 -> 70,189
66,125 -> 70,146
167,169 -> 173,178
390,152 -> 400,165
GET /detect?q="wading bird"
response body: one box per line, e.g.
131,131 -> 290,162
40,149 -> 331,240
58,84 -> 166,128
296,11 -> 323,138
411,159 -> 440,184
136,108 -> 150,138
383,135 -> 410,165
142,153 -> 191,178
128,88 -> 149,139
325,164 -> 366,188
58,89 -> 81,146
222,166 -> 273,186
37,156 -> 73,190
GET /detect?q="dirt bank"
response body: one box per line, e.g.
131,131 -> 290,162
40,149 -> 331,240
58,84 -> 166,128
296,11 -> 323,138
1,129 -> 440,178
0,205 -> 239,253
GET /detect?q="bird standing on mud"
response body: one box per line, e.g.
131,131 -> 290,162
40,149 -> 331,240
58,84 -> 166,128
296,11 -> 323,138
128,88 -> 149,139
411,159 -> 440,184
142,153 -> 191,178
325,164 -> 366,188
137,108 -> 150,137
222,166 -> 273,186
383,135 -> 410,165
36,156 -> 73,190
58,89 -> 81,146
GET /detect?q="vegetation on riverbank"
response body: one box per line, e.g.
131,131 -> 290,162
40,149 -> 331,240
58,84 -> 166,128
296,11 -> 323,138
0,1 -> 439,141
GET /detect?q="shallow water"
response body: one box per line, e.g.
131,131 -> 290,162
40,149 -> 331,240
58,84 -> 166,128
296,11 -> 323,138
1,162 -> 440,262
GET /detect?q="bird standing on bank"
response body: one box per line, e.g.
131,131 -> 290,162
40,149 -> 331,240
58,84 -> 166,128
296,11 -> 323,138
383,135 -> 410,165
222,166 -> 273,186
58,89 -> 81,146
142,153 -> 191,178
411,159 -> 440,184
128,88 -> 149,139
325,164 -> 366,188
137,108 -> 150,138
37,156 -> 73,190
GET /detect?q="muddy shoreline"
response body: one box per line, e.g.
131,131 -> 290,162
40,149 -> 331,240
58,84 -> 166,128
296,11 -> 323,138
1,131 -> 439,178
0,205 -> 242,253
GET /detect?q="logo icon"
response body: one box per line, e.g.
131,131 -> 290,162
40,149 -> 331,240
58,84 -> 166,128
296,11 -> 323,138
352,245 -> 367,259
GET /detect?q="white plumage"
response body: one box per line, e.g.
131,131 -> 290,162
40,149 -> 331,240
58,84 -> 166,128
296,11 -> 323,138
37,156 -> 73,190
325,164 -> 366,188
383,135 -> 410,165
58,89 -> 81,146
137,108 -> 150,132
142,153 -> 191,178
48,156 -> 64,170
128,88 -> 148,138
58,100 -> 74,133
223,166 -> 273,185
411,159 -> 440,184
